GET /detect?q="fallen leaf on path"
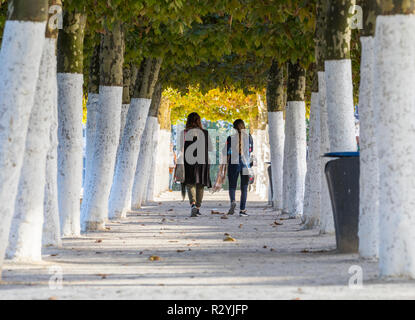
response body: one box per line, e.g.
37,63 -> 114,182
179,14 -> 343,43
105,227 -> 111,231
263,245 -> 268,249
301,249 -> 309,253
177,250 -> 185,253
274,221 -> 283,226
149,256 -> 161,261
224,233 -> 230,236
168,209 -> 174,212
224,236 -> 236,242
50,254 -> 58,257
221,215 -> 228,220
168,240 -> 178,243
161,218 -> 167,223
239,224 -> 243,228
97,274 -> 108,279
95,239 -> 102,243
211,210 -> 221,215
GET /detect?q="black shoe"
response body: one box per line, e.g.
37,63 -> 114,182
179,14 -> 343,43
190,206 -> 198,217
239,211 -> 249,217
196,209 -> 202,216
228,202 -> 236,215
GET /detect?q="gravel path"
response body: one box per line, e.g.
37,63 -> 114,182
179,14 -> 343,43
1,191 -> 415,300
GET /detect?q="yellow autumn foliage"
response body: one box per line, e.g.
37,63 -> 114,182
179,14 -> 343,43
164,86 -> 259,124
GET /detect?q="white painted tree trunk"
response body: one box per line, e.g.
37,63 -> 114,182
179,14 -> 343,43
119,104 -> 130,144
84,93 -> 99,196
302,92 -> 321,227
154,129 -> 171,196
283,101 -> 307,218
146,121 -> 160,202
358,36 -> 379,259
131,116 -> 157,208
325,60 -> 357,152
318,72 -> 335,234
108,98 -> 151,218
375,15 -> 415,277
42,39 -> 60,248
0,20 -> 46,270
6,37 -> 55,261
81,86 -> 122,231
57,73 -> 84,237
253,129 -> 270,200
268,112 -> 285,211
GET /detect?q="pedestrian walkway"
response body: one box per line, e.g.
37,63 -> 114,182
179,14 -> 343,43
1,191 -> 415,299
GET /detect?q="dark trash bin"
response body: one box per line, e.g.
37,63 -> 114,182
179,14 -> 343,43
324,152 -> 360,254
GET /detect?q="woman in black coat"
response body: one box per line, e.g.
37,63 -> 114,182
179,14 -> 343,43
179,112 -> 212,217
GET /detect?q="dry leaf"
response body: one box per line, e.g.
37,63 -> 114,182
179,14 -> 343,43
177,250 -> 185,253
97,274 -> 108,279
95,239 -> 102,243
149,256 -> 161,261
274,221 -> 283,226
211,210 -> 221,215
224,236 -> 236,242
239,224 -> 243,228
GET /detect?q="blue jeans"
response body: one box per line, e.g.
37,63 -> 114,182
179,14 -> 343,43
169,172 -> 174,190
228,161 -> 249,211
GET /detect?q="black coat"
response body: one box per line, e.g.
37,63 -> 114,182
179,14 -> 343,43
182,128 -> 212,188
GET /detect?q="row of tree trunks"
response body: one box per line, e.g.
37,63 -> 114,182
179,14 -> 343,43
131,80 -> 163,209
81,22 -> 125,231
108,58 -> 162,220
0,0 -> 49,275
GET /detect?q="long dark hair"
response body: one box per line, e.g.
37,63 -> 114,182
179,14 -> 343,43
233,119 -> 246,132
233,119 -> 246,155
186,112 -> 203,130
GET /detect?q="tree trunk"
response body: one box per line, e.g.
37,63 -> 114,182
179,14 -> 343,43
8,0 -> 63,260
0,0 -> 48,274
120,65 -> 132,143
358,0 -> 381,259
303,0 -> 327,229
131,80 -> 163,208
282,62 -> 307,218
267,60 -> 286,211
82,22 -> 125,231
84,43 -> 100,211
57,8 -> 86,237
375,0 -> 415,277
155,96 -> 172,195
108,58 -> 162,218
43,0 -> 62,249
325,0 -> 357,153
